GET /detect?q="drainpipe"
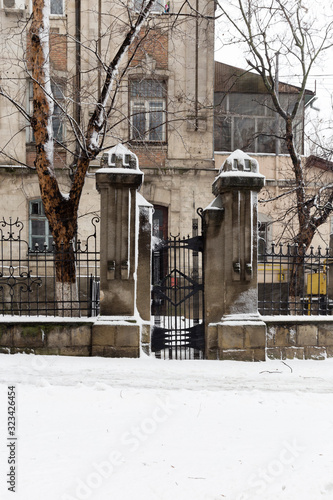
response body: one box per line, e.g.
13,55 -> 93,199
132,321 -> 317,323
74,0 -> 81,160
194,0 -> 199,131
98,0 -> 102,94
275,51 -> 280,156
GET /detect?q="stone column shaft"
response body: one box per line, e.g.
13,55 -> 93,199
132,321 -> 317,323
203,150 -> 266,361
96,170 -> 143,316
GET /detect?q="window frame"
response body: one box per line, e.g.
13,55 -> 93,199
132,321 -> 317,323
29,200 -> 53,252
214,92 -> 303,154
129,79 -> 167,144
153,205 -> 168,240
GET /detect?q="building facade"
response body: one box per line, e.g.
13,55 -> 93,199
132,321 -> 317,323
0,0 -> 215,246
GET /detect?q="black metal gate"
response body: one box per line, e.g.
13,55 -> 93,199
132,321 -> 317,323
151,218 -> 204,360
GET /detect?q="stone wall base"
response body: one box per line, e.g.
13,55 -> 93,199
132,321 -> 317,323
0,319 -> 150,358
2,318 -> 333,361
0,322 -> 92,356
206,315 -> 266,361
91,319 -> 141,358
265,320 -> 333,360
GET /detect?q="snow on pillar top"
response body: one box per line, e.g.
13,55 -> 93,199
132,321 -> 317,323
100,143 -> 140,170
213,150 -> 265,196
220,149 -> 259,174
96,143 -> 143,192
96,144 -> 143,189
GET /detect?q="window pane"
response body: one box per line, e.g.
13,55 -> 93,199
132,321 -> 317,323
214,116 -> 231,151
229,94 -> 258,116
279,94 -> 299,114
51,0 -> 63,15
257,118 -> 275,153
52,115 -> 63,141
30,202 -> 40,215
31,220 -> 46,236
234,117 -> 255,151
47,236 -> 54,251
134,0 -> 144,11
31,236 -> 47,249
130,80 -> 165,98
133,0 -> 164,13
214,92 -> 227,112
30,200 -> 45,215
132,104 -> 146,140
258,222 -> 268,260
259,95 -> 275,117
51,83 -> 64,100
149,102 -> 164,141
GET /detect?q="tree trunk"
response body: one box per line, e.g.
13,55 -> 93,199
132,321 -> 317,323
288,228 -> 316,312
54,243 -> 78,317
46,200 -> 79,316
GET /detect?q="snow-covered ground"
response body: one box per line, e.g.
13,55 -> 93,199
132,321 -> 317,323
1,353 -> 333,500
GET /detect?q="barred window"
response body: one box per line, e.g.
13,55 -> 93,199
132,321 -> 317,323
130,80 -> 166,142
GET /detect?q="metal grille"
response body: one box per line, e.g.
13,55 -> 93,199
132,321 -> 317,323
258,243 -> 333,316
0,217 -> 100,317
151,227 -> 204,360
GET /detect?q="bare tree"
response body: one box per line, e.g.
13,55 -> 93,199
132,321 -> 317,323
217,0 -> 333,253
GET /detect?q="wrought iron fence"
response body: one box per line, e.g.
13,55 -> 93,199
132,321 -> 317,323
0,217 -> 100,317
258,243 -> 333,316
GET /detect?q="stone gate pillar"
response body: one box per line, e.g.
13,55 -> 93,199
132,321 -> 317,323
92,144 -> 151,357
203,150 -> 266,361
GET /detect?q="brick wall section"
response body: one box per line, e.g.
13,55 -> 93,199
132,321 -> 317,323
266,320 -> 333,360
26,149 -> 67,169
49,30 -> 67,72
26,28 -> 67,72
133,148 -> 167,168
129,28 -> 168,69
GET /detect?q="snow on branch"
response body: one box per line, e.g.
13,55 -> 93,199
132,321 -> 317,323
86,0 -> 159,157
